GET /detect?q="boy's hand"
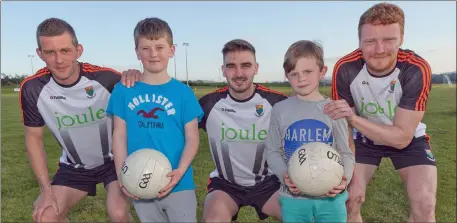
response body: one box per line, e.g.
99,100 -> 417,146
326,176 -> 348,197
121,69 -> 142,88
284,173 -> 301,195
158,168 -> 185,198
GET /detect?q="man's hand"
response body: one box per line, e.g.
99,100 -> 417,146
326,176 -> 348,197
324,100 -> 356,122
120,69 -> 142,88
118,179 -> 139,200
33,190 -> 59,222
284,173 -> 301,195
158,168 -> 185,198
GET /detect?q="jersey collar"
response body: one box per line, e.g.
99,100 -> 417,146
228,83 -> 258,103
52,62 -> 83,88
366,64 -> 397,78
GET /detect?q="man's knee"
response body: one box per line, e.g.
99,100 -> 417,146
202,197 -> 236,222
106,181 -> 132,222
203,213 -> 233,223
107,206 -> 131,222
39,207 -> 66,223
347,191 -> 366,215
399,165 -> 437,221
202,205 -> 234,222
261,191 -> 281,220
411,195 -> 436,218
106,197 -> 131,222
202,190 -> 238,222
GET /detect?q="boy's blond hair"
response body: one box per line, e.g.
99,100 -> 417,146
283,40 -> 324,75
134,17 -> 173,49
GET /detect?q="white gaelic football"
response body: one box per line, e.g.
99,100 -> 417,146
120,148 -> 172,199
288,142 -> 344,197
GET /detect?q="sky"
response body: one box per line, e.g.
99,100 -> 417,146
1,1 -> 456,82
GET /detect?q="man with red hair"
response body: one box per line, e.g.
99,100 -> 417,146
325,2 -> 436,222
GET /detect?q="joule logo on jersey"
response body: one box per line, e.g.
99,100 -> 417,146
55,106 -> 106,130
220,122 -> 268,142
128,94 -> 176,116
359,98 -> 397,119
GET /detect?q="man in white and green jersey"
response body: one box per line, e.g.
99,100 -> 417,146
199,39 -> 288,222
20,18 -> 131,222
325,3 -> 436,222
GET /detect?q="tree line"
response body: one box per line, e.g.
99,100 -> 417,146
2,72 -> 455,87
1,74 -> 28,86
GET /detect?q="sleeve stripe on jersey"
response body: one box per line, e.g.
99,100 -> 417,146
412,55 -> 431,111
256,84 -> 288,97
398,52 -> 431,111
82,63 -> 121,75
398,51 -> 432,111
331,49 -> 363,100
215,86 -> 229,93
412,56 -> 431,111
19,69 -> 51,123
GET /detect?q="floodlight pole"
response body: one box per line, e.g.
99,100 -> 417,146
183,43 -> 189,86
28,55 -> 35,75
173,44 -> 178,79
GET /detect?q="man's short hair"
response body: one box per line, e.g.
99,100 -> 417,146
134,17 -> 173,49
222,39 -> 256,60
358,2 -> 405,39
36,18 -> 78,50
283,40 -> 325,74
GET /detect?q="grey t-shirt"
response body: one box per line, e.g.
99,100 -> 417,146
265,96 -> 355,198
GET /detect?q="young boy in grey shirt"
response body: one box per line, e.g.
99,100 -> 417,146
266,40 -> 355,222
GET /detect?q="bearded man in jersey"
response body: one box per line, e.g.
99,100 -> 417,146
198,39 -> 288,222
20,18 -> 131,222
324,3 -> 436,222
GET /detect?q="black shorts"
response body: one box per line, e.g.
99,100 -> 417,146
50,161 -> 118,196
207,175 -> 280,220
356,135 -> 436,170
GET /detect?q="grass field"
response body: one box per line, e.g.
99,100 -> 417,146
1,84 -> 456,222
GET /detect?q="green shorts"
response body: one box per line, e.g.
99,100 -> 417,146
279,191 -> 348,222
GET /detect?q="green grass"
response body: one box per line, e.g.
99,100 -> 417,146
1,84 -> 455,222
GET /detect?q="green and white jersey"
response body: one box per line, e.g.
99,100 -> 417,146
199,84 -> 288,187
332,48 -> 432,143
20,63 -> 121,169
